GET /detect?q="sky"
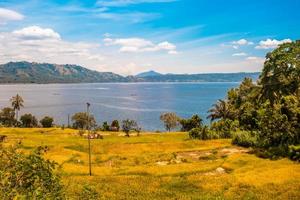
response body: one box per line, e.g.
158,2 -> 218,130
0,0 -> 299,75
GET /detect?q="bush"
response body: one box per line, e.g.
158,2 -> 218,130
180,115 -> 202,131
20,113 -> 38,127
232,131 -> 257,147
289,145 -> 300,162
189,126 -> 211,140
210,119 -> 239,138
102,121 -> 110,131
0,145 -> 65,199
75,184 -> 99,200
72,112 -> 96,129
40,116 -> 54,128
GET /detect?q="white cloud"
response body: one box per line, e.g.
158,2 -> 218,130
104,37 -> 177,54
232,52 -> 247,56
0,8 -> 24,24
13,26 -> 61,40
0,26 -> 105,70
255,38 -> 292,49
232,39 -> 254,46
96,0 -> 177,7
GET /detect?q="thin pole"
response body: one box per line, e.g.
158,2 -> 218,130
86,102 -> 92,176
67,114 -> 70,128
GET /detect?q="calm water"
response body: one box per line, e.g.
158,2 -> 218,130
0,82 -> 239,130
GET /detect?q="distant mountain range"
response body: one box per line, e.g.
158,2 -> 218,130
0,61 -> 260,84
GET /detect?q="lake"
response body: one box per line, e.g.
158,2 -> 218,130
0,82 -> 239,130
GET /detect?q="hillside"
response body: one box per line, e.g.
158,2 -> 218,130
0,61 -> 260,83
0,61 -> 127,83
1,128 -> 300,199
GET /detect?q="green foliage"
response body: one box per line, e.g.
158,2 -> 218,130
188,126 -> 210,140
289,145 -> 300,162
71,112 -> 96,129
207,99 -> 235,121
179,114 -> 202,131
20,113 -> 38,128
102,121 -> 110,131
110,120 -> 120,131
0,107 -> 16,127
210,119 -> 239,139
0,145 -> 65,199
40,116 -> 54,128
232,131 -> 258,148
160,112 -> 179,131
122,119 -> 138,137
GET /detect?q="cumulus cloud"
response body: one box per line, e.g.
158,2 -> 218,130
104,37 -> 177,54
0,26 -> 105,69
13,26 -> 61,40
232,39 -> 254,46
232,52 -> 247,57
0,8 -> 24,24
255,38 -> 292,49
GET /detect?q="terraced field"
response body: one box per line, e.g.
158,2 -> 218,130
1,128 -> 300,199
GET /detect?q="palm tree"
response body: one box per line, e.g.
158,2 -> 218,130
207,99 -> 235,121
10,94 -> 24,121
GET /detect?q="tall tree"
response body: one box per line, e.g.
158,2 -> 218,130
207,99 -> 235,121
160,112 -> 179,132
10,94 -> 24,121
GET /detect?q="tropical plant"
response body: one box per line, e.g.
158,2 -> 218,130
40,116 -> 54,128
179,114 -> 202,131
0,145 -> 65,199
10,94 -> 24,121
20,113 -> 38,128
207,99 -> 235,121
160,112 -> 179,131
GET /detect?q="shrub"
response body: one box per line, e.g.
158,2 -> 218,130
289,145 -> 300,162
20,113 -> 38,127
179,115 -> 202,131
232,131 -> 258,147
0,107 -> 16,127
102,121 -> 110,131
189,126 -> 211,140
40,116 -> 54,128
0,145 -> 65,199
189,128 -> 201,139
122,119 -> 138,137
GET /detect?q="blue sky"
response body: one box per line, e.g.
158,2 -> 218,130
0,0 -> 299,75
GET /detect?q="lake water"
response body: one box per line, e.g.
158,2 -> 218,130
0,82 -> 239,130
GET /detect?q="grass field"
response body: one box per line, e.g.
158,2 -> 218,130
1,128 -> 300,200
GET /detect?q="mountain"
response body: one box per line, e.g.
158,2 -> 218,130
136,70 -> 162,78
136,72 -> 260,82
0,61 -> 127,83
0,61 -> 260,83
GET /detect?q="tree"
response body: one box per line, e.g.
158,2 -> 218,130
179,114 -> 203,131
102,121 -> 110,131
0,145 -> 65,199
71,112 -> 96,129
160,112 -> 179,131
122,119 -> 138,137
40,116 -> 54,128
207,100 -> 235,121
0,107 -> 16,127
10,94 -> 24,121
259,40 -> 300,104
20,113 -> 38,128
110,120 -> 120,131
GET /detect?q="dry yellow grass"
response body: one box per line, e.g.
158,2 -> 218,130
1,127 -> 300,200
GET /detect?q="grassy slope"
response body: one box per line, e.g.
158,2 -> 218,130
1,128 -> 300,200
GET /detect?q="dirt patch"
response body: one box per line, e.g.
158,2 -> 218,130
220,147 -> 249,155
